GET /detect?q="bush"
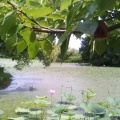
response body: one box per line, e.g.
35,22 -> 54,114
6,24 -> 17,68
0,67 -> 12,90
50,43 -> 60,62
56,48 -> 80,63
64,55 -> 82,63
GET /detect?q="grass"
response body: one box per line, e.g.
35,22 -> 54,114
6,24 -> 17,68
0,59 -> 120,119
64,55 -> 81,63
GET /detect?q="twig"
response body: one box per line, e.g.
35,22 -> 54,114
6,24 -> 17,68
7,1 -> 53,31
7,1 -> 120,34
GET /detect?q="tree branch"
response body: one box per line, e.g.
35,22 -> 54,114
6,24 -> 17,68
7,0 -> 120,35
30,23 -> 120,34
108,23 -> 120,31
31,27 -> 81,34
7,1 -> 53,31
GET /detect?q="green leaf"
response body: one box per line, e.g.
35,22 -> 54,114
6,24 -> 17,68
58,27 -> 72,45
22,101 -> 34,105
88,3 -> 97,15
107,37 -> 115,48
76,20 -> 98,35
39,20 -> 49,27
21,29 -> 36,46
47,14 -> 64,20
54,0 -> 61,9
82,89 -> 96,100
7,24 -> 23,37
113,37 -> 120,54
39,40 -> 52,55
48,34 -> 56,42
8,0 -> 18,7
96,0 -> 116,13
28,41 -> 39,59
67,105 -> 78,110
90,39 -> 95,59
36,95 -> 48,100
5,34 -> 17,52
34,99 -> 50,107
80,102 -> 93,113
17,40 -> 27,54
60,38 -> 69,59
80,102 -> 106,115
27,1 -> 40,7
53,104 -> 67,114
62,93 -> 76,102
29,110 -> 41,115
30,31 -> 36,42
91,104 -> 106,115
95,39 -> 107,55
60,0 -> 71,11
1,11 -> 16,40
107,97 -> 120,107
98,102 -> 110,108
28,7 -> 53,18
74,114 -> 85,119
99,115 -> 110,120
15,107 -> 30,114
23,30 -> 39,59
47,110 -> 57,115
67,1 -> 82,27
67,111 -> 75,116
8,117 -> 33,120
18,0 -> 26,8
74,33 -> 82,39
0,3 -> 7,7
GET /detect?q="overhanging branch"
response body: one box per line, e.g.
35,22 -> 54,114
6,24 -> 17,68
7,0 -> 120,35
31,23 -> 120,34
31,27 -> 82,34
108,23 -> 120,31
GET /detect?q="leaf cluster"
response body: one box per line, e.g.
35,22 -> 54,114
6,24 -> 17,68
0,0 -> 120,65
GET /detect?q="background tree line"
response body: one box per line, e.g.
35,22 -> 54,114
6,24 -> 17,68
79,36 -> 120,67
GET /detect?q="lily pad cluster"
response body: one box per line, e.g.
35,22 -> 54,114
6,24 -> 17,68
5,89 -> 120,120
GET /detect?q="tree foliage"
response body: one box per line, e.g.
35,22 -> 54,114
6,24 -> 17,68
80,37 -> 120,66
0,0 -> 120,65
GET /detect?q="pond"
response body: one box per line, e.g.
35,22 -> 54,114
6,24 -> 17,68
0,59 -> 120,103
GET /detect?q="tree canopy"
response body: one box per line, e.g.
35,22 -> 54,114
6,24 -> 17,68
79,36 -> 120,66
0,0 -> 120,62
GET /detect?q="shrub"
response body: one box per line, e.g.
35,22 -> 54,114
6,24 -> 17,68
64,55 -> 82,63
0,67 -> 12,90
56,48 -> 80,63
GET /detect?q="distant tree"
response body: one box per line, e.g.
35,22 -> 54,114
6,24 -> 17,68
79,36 -> 90,63
79,36 -> 120,66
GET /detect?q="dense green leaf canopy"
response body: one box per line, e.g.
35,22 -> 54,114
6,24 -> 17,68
0,0 -> 120,60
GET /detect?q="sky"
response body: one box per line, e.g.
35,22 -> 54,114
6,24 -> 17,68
69,34 -> 81,50
55,34 -> 81,50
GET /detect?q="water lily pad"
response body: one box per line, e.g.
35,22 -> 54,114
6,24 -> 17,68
80,102 -> 106,115
29,110 -> 41,115
8,117 -> 33,120
34,99 -> 50,107
67,105 -> 78,110
36,95 -> 48,100
15,107 -> 30,114
74,114 -> 86,119
67,111 -> 75,116
53,104 -> 67,114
